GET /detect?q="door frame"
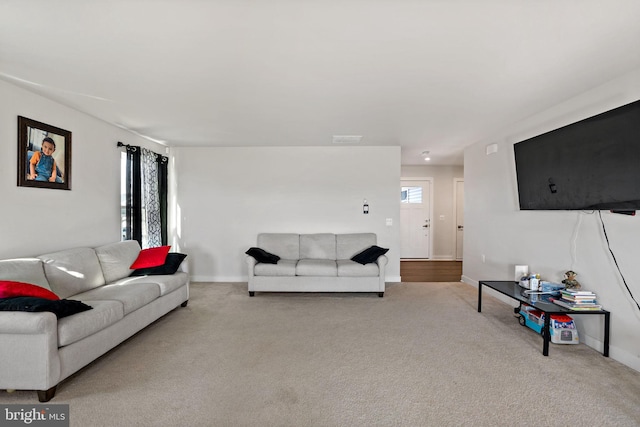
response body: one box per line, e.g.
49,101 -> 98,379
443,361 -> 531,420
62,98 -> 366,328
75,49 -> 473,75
453,177 -> 464,261
400,177 -> 434,259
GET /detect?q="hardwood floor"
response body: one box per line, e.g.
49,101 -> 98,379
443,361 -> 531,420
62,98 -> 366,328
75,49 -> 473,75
400,260 -> 462,282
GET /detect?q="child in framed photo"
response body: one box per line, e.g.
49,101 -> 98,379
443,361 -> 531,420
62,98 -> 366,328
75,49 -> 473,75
28,136 -> 63,183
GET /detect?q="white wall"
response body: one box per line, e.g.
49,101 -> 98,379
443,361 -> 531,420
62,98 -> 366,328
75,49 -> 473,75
0,80 -> 165,258
401,165 -> 464,260
463,68 -> 640,371
173,146 -> 401,282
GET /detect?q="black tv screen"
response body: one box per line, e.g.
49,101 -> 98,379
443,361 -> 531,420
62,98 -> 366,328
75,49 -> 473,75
514,99 -> 640,210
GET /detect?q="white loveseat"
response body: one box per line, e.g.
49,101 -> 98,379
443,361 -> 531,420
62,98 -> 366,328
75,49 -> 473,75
0,240 -> 189,402
247,233 -> 388,297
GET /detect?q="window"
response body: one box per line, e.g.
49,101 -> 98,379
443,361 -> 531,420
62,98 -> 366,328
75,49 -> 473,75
401,186 -> 422,203
120,143 -> 168,248
121,152 -> 127,240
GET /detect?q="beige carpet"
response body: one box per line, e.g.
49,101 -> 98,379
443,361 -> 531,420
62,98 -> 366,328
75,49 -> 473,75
2,282 -> 640,426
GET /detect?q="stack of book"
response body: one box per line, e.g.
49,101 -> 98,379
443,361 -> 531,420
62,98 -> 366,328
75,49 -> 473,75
552,289 -> 602,311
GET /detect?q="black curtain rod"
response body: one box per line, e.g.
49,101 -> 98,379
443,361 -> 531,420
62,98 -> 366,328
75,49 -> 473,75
118,141 -> 167,162
117,141 -> 137,151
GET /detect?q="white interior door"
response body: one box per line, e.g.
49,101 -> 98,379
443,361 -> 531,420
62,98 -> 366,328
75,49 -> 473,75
400,179 -> 432,259
455,179 -> 464,260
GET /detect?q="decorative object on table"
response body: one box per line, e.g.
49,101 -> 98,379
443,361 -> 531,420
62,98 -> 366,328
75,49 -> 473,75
561,270 -> 581,290
17,116 -> 72,190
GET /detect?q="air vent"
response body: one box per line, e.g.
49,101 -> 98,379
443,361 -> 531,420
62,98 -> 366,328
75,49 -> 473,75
332,135 -> 363,144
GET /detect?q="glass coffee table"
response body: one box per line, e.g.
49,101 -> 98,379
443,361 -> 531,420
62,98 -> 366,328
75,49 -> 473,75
478,280 -> 610,357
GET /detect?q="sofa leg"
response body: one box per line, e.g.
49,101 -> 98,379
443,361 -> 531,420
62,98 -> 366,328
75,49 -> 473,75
181,300 -> 188,307
37,386 -> 57,402
378,292 -> 384,298
249,291 -> 255,297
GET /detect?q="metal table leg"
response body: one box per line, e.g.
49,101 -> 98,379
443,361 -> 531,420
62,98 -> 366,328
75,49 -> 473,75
543,313 -> 551,356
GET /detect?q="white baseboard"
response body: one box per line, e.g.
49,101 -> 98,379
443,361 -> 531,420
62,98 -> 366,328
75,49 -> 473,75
191,275 -> 403,283
191,275 -> 245,283
599,341 -> 640,373
461,275 -> 476,287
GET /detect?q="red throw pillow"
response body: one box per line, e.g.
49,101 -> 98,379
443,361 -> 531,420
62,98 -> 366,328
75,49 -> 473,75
130,246 -> 171,269
0,281 -> 59,301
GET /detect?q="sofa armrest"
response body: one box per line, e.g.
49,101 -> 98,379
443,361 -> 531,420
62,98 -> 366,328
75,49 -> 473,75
0,312 -> 61,391
177,258 -> 189,275
246,257 -> 256,293
0,311 -> 57,334
246,256 -> 256,278
377,255 -> 388,293
377,255 -> 388,268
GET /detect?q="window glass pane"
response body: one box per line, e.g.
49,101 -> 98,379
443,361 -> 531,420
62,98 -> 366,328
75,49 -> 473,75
401,186 -> 422,203
121,152 -> 127,240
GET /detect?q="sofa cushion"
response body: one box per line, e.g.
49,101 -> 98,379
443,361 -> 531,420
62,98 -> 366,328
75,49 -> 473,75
95,240 -> 141,283
300,234 -> 336,260
245,248 -> 280,264
39,248 -> 106,299
130,253 -> 187,276
257,234 -> 300,260
57,299 -> 124,347
113,272 -> 188,296
351,245 -> 389,265
337,260 -> 380,277
296,259 -> 337,276
254,260 -> 297,276
130,245 -> 171,269
0,258 -> 51,291
0,281 -> 59,300
336,233 -> 377,260
72,282 -> 160,316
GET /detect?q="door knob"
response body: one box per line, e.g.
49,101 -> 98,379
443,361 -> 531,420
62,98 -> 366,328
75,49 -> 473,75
457,225 -> 464,230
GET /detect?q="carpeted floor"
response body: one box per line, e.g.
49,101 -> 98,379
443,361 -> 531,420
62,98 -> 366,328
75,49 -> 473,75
2,282 -> 640,426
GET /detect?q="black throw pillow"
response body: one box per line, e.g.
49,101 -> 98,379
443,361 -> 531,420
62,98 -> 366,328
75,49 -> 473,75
351,245 -> 389,265
130,252 -> 188,276
245,247 -> 281,264
0,297 -> 93,319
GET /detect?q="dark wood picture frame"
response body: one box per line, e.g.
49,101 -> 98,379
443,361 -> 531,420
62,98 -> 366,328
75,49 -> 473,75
17,116 -> 72,190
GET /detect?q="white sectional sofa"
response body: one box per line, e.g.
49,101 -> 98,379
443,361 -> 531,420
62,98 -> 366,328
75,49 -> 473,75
0,240 -> 189,402
246,233 -> 388,297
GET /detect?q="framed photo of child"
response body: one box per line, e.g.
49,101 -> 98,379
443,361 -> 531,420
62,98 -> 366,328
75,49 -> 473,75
17,116 -> 72,190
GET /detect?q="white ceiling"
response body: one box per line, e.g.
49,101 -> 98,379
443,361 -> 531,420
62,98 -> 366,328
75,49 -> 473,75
2,1 -> 640,165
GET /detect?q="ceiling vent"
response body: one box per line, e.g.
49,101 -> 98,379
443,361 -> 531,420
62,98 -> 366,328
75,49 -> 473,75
332,135 -> 363,144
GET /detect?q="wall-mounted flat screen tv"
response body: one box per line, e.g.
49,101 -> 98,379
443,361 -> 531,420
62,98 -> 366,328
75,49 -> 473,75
514,99 -> 640,210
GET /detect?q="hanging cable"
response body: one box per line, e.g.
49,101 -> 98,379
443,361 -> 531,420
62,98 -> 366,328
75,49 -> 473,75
598,210 -> 640,311
569,211 -> 583,270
